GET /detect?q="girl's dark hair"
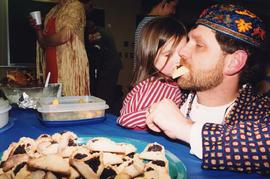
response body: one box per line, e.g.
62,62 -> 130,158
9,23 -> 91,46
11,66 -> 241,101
141,0 -> 175,14
131,16 -> 186,86
215,32 -> 268,88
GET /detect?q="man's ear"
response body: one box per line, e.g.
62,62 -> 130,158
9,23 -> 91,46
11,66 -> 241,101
224,50 -> 248,76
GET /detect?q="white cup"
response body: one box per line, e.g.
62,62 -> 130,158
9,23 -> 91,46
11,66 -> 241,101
30,11 -> 42,25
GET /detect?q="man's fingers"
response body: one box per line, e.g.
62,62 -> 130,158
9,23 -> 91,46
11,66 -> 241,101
146,113 -> 161,132
147,121 -> 161,132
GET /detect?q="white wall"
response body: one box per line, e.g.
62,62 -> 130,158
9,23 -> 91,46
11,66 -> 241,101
93,0 -> 141,94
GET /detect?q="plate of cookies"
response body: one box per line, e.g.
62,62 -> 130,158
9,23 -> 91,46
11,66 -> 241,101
0,131 -> 187,179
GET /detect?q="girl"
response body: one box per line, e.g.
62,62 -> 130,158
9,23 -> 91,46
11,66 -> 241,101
117,16 -> 187,130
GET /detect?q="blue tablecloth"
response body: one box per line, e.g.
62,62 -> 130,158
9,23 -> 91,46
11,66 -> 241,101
0,107 -> 269,179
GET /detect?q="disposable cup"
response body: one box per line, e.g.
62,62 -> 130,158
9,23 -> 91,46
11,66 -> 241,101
30,11 -> 42,25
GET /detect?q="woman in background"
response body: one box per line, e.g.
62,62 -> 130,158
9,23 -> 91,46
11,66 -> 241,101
30,0 -> 90,96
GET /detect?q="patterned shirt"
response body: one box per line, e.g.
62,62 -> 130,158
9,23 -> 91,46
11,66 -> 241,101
117,78 -> 181,130
180,84 -> 270,175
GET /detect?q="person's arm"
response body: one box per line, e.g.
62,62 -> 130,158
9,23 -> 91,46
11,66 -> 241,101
35,27 -> 72,47
118,80 -> 181,130
117,82 -> 149,130
201,119 -> 270,175
34,1 -> 84,48
146,98 -> 193,142
117,109 -> 148,130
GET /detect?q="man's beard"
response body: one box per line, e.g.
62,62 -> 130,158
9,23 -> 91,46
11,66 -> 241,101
177,58 -> 224,91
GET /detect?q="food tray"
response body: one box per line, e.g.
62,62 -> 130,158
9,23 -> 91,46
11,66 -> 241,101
37,96 -> 109,122
79,136 -> 188,179
0,135 -> 187,179
37,113 -> 106,127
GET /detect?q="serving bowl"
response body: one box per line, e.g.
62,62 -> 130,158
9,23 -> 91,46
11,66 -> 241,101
0,99 -> 11,128
0,83 -> 62,104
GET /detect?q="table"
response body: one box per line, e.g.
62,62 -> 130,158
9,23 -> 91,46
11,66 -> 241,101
0,107 -> 269,179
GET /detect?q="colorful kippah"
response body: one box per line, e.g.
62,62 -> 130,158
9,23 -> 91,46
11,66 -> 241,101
196,4 -> 266,47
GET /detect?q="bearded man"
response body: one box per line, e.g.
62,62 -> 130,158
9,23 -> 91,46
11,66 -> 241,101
146,3 -> 270,175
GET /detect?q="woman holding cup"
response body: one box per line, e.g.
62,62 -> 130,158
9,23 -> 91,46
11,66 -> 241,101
30,11 -> 42,26
30,0 -> 90,96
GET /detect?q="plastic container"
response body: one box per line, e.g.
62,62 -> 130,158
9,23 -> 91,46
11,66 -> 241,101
1,83 -> 62,104
0,100 -> 11,128
37,96 -> 109,121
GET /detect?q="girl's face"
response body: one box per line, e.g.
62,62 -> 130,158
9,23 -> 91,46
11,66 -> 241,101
154,36 -> 187,77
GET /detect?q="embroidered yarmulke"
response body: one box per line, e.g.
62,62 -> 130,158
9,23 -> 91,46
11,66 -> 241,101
196,4 -> 266,47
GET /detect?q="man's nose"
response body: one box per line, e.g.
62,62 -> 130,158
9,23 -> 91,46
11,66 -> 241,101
179,45 -> 190,59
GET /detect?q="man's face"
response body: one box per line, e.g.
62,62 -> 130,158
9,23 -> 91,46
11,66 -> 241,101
177,25 -> 226,91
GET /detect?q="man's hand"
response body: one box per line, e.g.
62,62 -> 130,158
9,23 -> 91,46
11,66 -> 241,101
146,99 -> 193,143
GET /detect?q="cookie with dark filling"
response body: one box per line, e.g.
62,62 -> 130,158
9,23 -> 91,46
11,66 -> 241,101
1,154 -> 30,172
70,152 -> 104,179
115,154 -> 144,178
71,146 -> 92,161
139,143 -> 166,161
142,160 -> 170,179
10,137 -> 37,158
28,154 -> 70,175
99,166 -> 118,179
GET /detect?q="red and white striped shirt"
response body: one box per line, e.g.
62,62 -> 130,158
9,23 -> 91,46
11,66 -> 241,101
117,77 -> 181,130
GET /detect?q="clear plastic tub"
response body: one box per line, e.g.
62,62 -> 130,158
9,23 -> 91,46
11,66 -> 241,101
37,96 -> 109,121
1,83 -> 62,104
0,100 -> 11,128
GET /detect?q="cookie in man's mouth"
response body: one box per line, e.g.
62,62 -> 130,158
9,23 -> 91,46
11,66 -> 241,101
172,66 -> 189,79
